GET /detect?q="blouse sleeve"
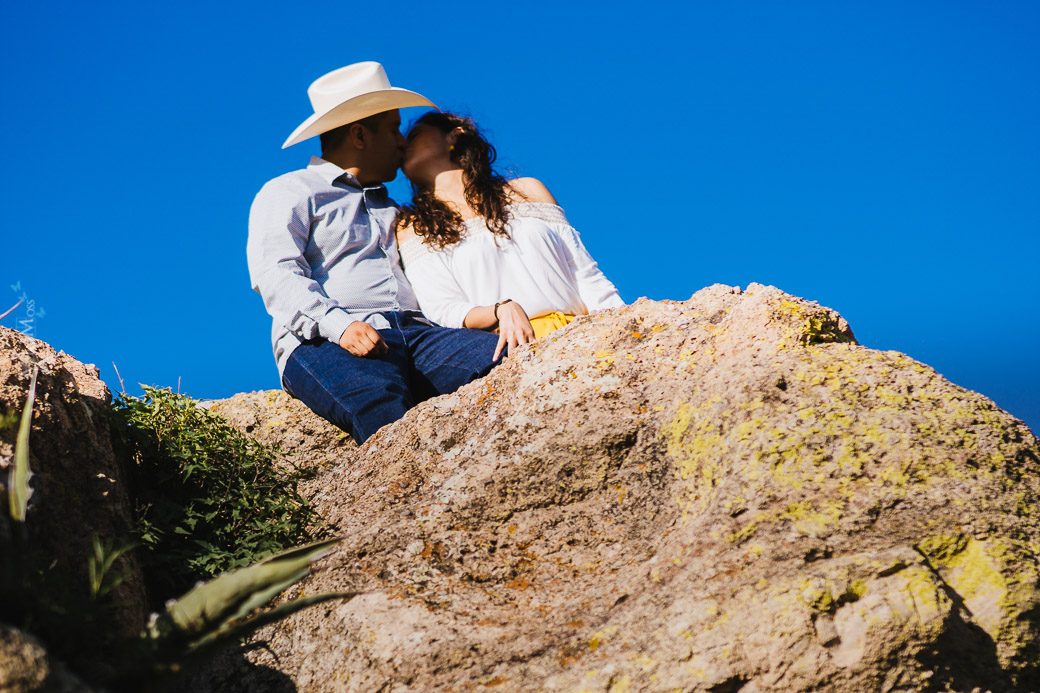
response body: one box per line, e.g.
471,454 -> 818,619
551,221 -> 626,312
400,241 -> 478,328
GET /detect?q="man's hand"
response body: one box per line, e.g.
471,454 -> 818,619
494,301 -> 535,361
338,321 -> 388,357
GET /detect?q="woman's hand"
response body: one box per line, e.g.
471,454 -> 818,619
494,301 -> 535,360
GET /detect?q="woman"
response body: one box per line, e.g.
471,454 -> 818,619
396,111 -> 624,359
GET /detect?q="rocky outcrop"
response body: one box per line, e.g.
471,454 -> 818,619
3,286 -> 1037,692
202,389 -> 355,501
0,327 -> 146,633
191,284 -> 1040,692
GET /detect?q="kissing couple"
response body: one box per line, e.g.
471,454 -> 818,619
247,61 -> 624,445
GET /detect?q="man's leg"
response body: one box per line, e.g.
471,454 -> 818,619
400,316 -> 501,400
281,332 -> 415,445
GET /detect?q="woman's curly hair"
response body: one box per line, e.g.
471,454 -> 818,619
398,112 -> 512,249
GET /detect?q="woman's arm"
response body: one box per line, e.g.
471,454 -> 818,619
464,300 -> 536,361
556,225 -> 626,311
400,221 -> 535,360
508,177 -> 624,311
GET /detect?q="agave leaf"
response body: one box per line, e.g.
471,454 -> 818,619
88,535 -> 103,596
161,537 -> 341,638
89,535 -> 137,601
187,590 -> 357,653
8,366 -> 38,523
222,570 -> 307,625
0,299 -> 23,322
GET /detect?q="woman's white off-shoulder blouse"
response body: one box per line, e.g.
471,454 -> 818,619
398,202 -> 625,329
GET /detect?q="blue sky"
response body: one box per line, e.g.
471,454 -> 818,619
1,1 -> 1038,431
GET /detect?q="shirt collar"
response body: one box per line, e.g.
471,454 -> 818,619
307,156 -> 386,193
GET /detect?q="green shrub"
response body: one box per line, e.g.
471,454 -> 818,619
111,387 -> 325,602
4,378 -> 345,690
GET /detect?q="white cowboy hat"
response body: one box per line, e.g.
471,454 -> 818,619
282,61 -> 436,149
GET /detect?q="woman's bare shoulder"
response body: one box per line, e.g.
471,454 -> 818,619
395,217 -> 419,244
506,177 -> 559,205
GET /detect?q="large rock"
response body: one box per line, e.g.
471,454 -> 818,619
203,389 -> 355,502
0,327 -> 146,633
196,284 -> 1040,692
0,626 -> 97,693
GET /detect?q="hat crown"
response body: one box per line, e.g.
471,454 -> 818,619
307,62 -> 392,114
282,61 -> 434,149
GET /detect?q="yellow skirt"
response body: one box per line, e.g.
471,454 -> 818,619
529,311 -> 575,339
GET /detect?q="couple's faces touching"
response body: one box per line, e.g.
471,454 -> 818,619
402,123 -> 456,188
354,110 -> 458,187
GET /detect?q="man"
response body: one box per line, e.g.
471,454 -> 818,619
247,61 -> 500,444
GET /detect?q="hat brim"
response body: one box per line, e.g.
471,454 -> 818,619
282,88 -> 436,149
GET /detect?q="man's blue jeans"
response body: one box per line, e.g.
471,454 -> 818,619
282,312 -> 500,444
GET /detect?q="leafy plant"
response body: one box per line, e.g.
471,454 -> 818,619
88,535 -> 136,602
111,386 -> 326,603
105,538 -> 352,688
1,366 -> 129,682
2,365 -> 37,600
144,538 -> 351,660
3,375 -> 352,691
8,364 -> 37,523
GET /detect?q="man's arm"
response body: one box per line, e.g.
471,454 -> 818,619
246,180 -> 385,356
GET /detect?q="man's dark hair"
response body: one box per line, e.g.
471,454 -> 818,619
320,112 -> 385,155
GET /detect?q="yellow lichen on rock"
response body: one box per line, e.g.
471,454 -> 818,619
783,500 -> 845,537
770,297 -> 855,349
664,399 -> 725,514
917,533 -> 1040,656
168,286 -> 1040,692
